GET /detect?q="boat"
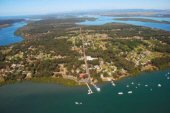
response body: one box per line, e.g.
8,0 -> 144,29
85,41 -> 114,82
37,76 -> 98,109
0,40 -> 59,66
91,83 -> 101,92
75,102 -> 83,105
145,84 -> 148,87
75,102 -> 79,105
96,87 -> 101,92
118,92 -> 123,95
126,85 -> 129,88
131,82 -> 134,85
128,91 -> 133,94
167,77 -> 170,80
158,84 -> 162,87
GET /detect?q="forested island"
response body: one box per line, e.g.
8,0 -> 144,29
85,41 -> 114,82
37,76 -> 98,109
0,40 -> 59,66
0,17 -> 170,86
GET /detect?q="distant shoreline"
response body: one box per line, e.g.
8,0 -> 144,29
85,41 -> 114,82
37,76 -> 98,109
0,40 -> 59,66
114,18 -> 170,24
0,19 -> 25,29
0,24 -> 10,28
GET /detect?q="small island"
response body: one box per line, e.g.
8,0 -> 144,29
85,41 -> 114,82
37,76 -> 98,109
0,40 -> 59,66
0,17 -> 170,86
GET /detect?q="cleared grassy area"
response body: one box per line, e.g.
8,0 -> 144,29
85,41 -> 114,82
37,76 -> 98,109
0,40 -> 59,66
0,77 -> 79,87
29,77 -> 79,87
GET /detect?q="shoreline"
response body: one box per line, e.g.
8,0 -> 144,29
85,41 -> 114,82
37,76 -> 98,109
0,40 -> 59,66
1,68 -> 169,87
0,17 -> 170,87
0,24 -> 11,28
114,18 -> 170,24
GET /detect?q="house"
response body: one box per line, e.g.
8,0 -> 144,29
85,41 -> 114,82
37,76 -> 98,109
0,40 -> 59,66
79,56 -> 98,61
79,73 -> 88,79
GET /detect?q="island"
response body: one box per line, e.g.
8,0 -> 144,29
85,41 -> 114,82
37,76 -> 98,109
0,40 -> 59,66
0,17 -> 170,86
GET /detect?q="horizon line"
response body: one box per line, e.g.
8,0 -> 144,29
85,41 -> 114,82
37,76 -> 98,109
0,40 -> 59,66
0,8 -> 170,17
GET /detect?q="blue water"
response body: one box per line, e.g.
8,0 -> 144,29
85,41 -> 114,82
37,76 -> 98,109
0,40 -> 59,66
0,16 -> 170,46
0,69 -> 170,113
79,15 -> 170,31
0,22 -> 27,46
0,15 -> 170,113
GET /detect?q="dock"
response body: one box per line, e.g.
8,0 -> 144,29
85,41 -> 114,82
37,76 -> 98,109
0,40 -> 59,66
86,83 -> 93,94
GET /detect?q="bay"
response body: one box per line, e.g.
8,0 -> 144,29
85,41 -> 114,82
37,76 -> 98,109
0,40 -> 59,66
0,69 -> 170,113
0,22 -> 27,46
78,15 -> 170,31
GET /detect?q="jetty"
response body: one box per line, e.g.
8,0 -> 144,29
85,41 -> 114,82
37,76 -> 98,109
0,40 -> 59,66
86,83 -> 93,94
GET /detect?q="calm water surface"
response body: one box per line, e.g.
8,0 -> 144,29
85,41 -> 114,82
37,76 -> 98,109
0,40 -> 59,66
0,16 -> 170,46
0,69 -> 170,113
0,22 -> 27,46
79,15 -> 170,31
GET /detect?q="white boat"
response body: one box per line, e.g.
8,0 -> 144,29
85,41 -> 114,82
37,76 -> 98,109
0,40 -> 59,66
131,82 -> 134,85
138,83 -> 141,86
75,102 -> 82,105
75,102 -> 79,105
91,83 -> 101,92
96,87 -> 101,92
167,77 -> 170,80
158,84 -> 162,87
126,85 -> 129,88
128,91 -> 133,94
118,92 -> 123,95
135,86 -> 138,89
145,85 -> 148,87
150,89 -> 153,91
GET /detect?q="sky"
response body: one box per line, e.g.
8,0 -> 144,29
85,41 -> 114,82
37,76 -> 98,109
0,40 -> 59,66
0,0 -> 170,16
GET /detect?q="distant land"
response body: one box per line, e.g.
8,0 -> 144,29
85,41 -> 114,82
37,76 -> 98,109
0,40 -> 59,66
0,19 -> 25,28
114,18 -> 170,24
0,16 -> 170,86
43,9 -> 170,17
0,9 -> 170,21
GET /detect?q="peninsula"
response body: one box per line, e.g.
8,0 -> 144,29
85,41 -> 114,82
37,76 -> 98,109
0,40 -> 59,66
0,17 -> 170,86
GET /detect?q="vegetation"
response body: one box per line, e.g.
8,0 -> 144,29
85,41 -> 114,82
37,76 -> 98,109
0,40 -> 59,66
0,17 -> 170,86
30,77 -> 78,87
152,56 -> 170,69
